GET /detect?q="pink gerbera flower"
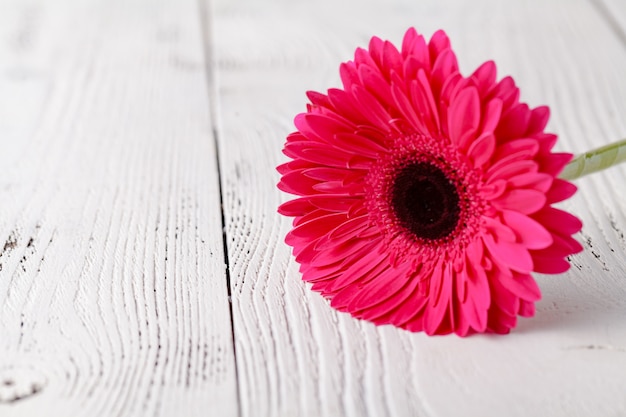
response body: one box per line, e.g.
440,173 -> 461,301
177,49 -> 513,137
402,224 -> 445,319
277,28 -> 583,336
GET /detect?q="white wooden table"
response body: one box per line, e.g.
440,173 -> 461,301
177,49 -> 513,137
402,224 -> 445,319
1,0 -> 625,416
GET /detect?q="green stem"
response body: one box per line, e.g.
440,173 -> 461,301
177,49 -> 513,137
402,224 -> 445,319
560,138 -> 626,180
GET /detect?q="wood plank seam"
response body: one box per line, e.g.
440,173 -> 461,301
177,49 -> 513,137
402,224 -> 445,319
197,0 -> 243,415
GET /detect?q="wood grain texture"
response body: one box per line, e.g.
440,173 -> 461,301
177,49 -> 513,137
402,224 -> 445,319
211,0 -> 626,416
0,0 -> 237,416
593,0 -> 626,45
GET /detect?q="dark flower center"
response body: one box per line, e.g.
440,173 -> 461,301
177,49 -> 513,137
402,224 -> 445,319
391,162 -> 460,240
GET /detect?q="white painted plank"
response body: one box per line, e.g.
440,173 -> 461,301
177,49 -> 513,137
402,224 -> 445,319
0,1 -> 237,416
594,0 -> 626,45
211,0 -> 626,416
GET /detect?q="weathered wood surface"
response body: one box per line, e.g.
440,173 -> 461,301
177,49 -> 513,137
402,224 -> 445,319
0,0 -> 237,416
1,0 -> 625,416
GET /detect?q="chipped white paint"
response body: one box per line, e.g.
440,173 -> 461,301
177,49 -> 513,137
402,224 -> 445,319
1,0 -> 626,416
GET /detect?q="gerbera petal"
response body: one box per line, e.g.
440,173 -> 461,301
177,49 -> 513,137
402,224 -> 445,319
448,86 -> 480,147
425,262 -> 453,335
495,103 -> 531,139
392,81 -> 429,133
292,208 -> 328,227
339,62 -> 360,91
382,40 -> 403,78
297,113 -> 355,142
358,64 -> 395,107
479,179 -> 507,200
518,300 -> 535,317
534,207 -> 583,235
525,106 -> 550,135
355,46 -> 378,69
302,167 -> 352,182
278,198 -> 317,216
402,28 -> 429,68
547,178 -> 577,203
535,133 -> 558,154
327,88 -> 368,125
308,248 -> 380,291
489,269 -> 521,316
486,160 -> 538,183
286,212 -> 347,243
498,271 -> 542,301
293,238 -> 325,264
404,70 -> 442,133
330,249 -> 390,303
277,158 -> 314,174
482,215 -> 517,242
492,138 -> 539,162
368,36 -> 385,70
334,132 -> 388,157
278,170 -> 320,195
375,286 -> 429,331
417,70 -> 442,131
347,261 -> 414,311
531,234 -> 583,274
306,90 -> 332,108
310,237 -> 373,266
467,133 -> 495,168
459,297 -> 487,333
508,172 -> 553,193
312,179 -> 364,195
491,189 -> 547,214
502,210 -> 553,250
470,60 -> 497,97
466,244 -> 491,312
428,30 -> 452,64
554,233 -> 584,255
307,194 -> 361,213
484,234 -> 533,273
286,141 -> 372,169
316,215 -> 370,250
401,27 -> 419,57
431,49 -> 459,101
462,263 -> 490,332
542,153 -> 573,176
531,254 -> 571,274
479,98 -> 503,136
351,85 -> 394,132
359,264 -> 433,323
487,76 -> 520,112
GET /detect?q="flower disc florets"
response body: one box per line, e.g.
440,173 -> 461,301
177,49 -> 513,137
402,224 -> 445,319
366,135 -> 486,269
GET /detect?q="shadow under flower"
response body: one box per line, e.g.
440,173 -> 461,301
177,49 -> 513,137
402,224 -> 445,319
514,273 -> 626,336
